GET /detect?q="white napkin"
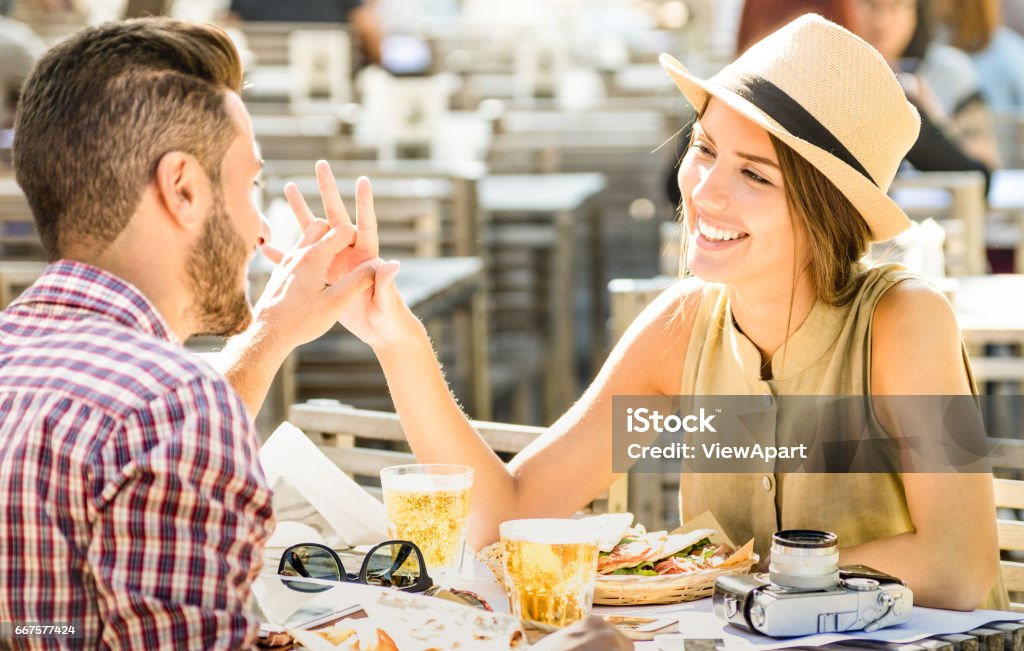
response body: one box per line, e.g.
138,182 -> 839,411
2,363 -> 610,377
260,422 -> 389,549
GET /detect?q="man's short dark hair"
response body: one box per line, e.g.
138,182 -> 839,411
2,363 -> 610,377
13,18 -> 243,259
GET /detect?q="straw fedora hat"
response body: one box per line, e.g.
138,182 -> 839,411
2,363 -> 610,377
660,14 -> 920,242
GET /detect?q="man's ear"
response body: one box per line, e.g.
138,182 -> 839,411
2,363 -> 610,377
153,151 -> 208,231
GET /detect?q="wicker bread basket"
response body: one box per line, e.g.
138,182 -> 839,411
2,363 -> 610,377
478,541 -> 758,606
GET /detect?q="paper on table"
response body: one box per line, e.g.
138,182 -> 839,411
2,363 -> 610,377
662,598 -> 1024,650
259,422 -> 388,549
276,579 -> 525,651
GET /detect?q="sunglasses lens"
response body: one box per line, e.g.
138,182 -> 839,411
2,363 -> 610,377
364,542 -> 424,589
279,545 -> 343,592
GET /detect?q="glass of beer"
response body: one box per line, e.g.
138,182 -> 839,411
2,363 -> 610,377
380,464 -> 474,581
499,519 -> 600,629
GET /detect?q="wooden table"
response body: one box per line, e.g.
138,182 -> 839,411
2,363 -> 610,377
448,562 -> 1024,650
478,173 -> 607,421
955,274 -> 1024,347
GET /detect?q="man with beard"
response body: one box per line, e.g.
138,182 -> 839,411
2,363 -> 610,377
0,18 -> 397,649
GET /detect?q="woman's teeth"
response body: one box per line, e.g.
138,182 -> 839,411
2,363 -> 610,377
698,218 -> 746,242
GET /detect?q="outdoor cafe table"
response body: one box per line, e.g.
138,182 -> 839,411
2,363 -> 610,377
955,274 -> 1024,347
444,560 -> 1024,651
478,173 -> 607,419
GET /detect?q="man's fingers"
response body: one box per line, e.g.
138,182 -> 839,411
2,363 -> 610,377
315,160 -> 353,229
324,258 -> 381,304
284,182 -> 316,230
297,218 -> 332,249
354,176 -> 380,256
307,224 -> 358,266
372,259 -> 401,304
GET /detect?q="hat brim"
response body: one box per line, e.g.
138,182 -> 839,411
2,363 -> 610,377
660,53 -> 910,243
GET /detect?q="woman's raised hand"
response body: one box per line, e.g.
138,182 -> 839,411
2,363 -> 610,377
270,160 -> 422,348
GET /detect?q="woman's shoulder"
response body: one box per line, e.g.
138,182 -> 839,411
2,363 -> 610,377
857,263 -> 950,314
866,266 -> 958,356
610,276 -> 709,397
868,273 -> 968,394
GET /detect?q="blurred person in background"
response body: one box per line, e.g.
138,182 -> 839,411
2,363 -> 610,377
933,0 -> 1024,111
734,0 -> 853,54
851,0 -> 1001,173
227,0 -> 383,64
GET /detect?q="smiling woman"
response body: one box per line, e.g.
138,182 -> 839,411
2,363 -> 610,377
340,14 -> 1007,612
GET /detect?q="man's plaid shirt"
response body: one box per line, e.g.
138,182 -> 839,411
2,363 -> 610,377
0,260 -> 274,649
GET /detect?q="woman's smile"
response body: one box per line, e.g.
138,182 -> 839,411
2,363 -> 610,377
694,213 -> 750,250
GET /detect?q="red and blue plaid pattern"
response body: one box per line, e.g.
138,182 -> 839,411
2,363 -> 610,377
0,260 -> 274,649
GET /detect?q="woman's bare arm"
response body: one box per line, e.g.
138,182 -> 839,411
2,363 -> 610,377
840,279 -> 1000,610
369,277 -> 701,548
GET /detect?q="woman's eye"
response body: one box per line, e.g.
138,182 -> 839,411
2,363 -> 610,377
743,169 -> 771,185
691,142 -> 714,156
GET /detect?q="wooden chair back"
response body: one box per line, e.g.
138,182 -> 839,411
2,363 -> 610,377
287,400 -> 628,514
288,29 -> 352,112
0,260 -> 46,309
608,277 -> 677,531
992,437 -> 1024,611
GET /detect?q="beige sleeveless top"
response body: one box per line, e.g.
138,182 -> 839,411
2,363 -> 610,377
679,264 -> 1008,610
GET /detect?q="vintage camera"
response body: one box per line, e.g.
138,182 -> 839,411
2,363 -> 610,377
713,530 -> 912,637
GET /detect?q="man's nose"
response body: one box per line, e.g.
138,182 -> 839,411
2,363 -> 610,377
258,212 -> 272,247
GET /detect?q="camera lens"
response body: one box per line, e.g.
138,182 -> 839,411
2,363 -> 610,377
769,530 -> 839,590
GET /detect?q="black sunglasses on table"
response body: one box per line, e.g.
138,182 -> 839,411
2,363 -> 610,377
278,540 -> 433,593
